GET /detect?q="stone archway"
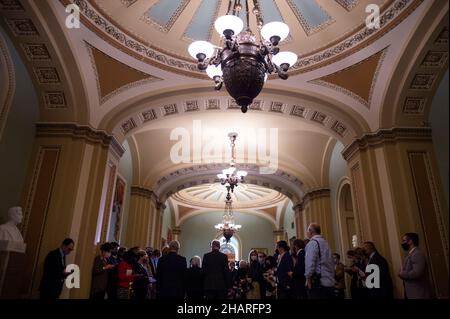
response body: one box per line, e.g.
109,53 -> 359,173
337,179 -> 358,257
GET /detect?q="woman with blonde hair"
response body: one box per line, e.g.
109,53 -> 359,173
185,256 -> 204,299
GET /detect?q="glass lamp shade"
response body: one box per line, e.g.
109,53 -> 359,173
237,171 -> 247,177
188,41 -> 214,60
206,64 -> 222,79
215,15 -> 244,36
261,21 -> 290,43
272,51 -> 298,68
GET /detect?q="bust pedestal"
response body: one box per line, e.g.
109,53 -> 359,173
0,240 -> 26,299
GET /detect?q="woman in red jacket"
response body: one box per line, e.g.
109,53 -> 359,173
117,249 -> 138,299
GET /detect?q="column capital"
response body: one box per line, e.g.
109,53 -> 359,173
172,226 -> 181,235
273,229 -> 284,236
35,122 -> 125,159
130,185 -> 153,198
342,127 -> 432,161
302,188 -> 330,206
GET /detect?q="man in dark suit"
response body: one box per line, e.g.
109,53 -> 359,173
156,241 -> 187,299
202,240 -> 229,299
291,239 -> 307,299
276,240 -> 293,299
362,241 -> 394,299
39,238 -> 75,299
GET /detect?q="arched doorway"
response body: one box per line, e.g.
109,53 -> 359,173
216,235 -> 241,261
337,181 -> 358,256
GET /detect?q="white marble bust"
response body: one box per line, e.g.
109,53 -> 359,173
0,207 -> 24,242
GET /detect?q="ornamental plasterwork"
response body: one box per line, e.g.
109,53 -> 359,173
72,0 -> 420,76
85,42 -> 162,105
309,48 -> 388,108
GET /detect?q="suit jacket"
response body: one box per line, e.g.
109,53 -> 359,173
156,252 -> 187,299
202,250 -> 229,291
366,252 -> 394,299
90,255 -> 109,295
399,248 -> 433,299
185,266 -> 204,299
276,251 -> 293,290
39,248 -> 66,299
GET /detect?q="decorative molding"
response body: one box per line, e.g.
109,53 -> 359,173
403,97 -> 426,114
269,101 -> 286,113
310,111 -> 329,125
292,0 -> 421,73
154,163 -> 305,204
435,27 -> 449,45
0,0 -> 24,10
141,0 -> 190,33
0,30 -> 15,140
206,98 -> 220,110
342,127 -> 432,161
410,74 -> 437,90
309,48 -> 387,108
335,0 -> 359,11
140,109 -> 157,122
68,0 -> 421,77
35,122 -> 125,158
43,91 -> 67,109
33,67 -> 61,84
120,0 -> 137,7
121,117 -> 137,134
285,0 -> 334,36
5,18 -> 39,36
300,188 -> 331,210
290,105 -> 307,118
131,185 -> 153,198
184,100 -> 199,112
85,42 -> 162,104
21,43 -> 51,61
161,103 -> 178,116
331,120 -> 348,137
421,51 -> 449,68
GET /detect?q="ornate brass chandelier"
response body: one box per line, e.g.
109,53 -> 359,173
217,132 -> 247,193
188,0 -> 297,113
214,196 -> 241,243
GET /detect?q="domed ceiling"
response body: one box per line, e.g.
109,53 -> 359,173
83,0 -> 398,76
171,183 -> 286,209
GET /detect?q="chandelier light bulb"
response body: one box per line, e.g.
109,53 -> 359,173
237,170 -> 248,177
206,64 -> 222,79
261,21 -> 290,45
188,41 -> 215,61
272,51 -> 298,69
215,15 -> 244,38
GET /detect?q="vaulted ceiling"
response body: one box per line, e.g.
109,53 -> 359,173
0,0 -> 448,215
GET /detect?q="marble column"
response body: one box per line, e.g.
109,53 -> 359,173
343,127 -> 448,298
17,123 -> 124,299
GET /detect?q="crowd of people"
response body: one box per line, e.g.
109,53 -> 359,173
38,223 -> 434,299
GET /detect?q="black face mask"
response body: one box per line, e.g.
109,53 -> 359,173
401,243 -> 410,251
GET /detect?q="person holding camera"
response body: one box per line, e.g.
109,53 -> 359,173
304,223 -> 335,299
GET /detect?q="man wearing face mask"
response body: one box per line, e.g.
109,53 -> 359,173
90,242 -> 115,299
398,233 -> 433,299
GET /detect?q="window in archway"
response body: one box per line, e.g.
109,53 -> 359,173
217,236 -> 240,261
